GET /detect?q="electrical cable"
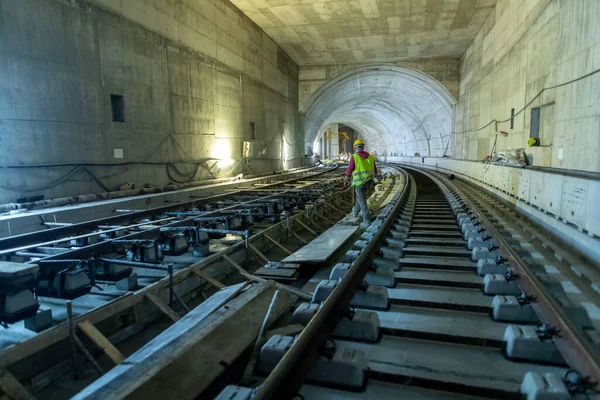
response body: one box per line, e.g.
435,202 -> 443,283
452,67 -> 600,136
0,165 -> 111,192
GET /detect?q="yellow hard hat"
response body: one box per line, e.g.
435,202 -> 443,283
353,139 -> 365,147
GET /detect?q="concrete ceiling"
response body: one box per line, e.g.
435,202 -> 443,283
304,65 -> 456,157
230,0 -> 497,65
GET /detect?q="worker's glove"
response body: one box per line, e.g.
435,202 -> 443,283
343,176 -> 350,187
373,177 -> 380,184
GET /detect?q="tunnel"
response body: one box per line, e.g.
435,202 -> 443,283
0,1 -> 599,398
303,65 -> 456,158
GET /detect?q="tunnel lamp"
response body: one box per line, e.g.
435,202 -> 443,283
217,159 -> 234,168
499,131 -> 509,137
211,138 -> 234,168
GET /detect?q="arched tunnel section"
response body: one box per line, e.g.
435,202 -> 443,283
303,66 -> 457,157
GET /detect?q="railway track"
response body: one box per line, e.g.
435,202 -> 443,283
232,166 -> 599,400
0,165 -> 363,398
1,164 -> 599,400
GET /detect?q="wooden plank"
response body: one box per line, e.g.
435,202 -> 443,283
144,292 -> 180,322
289,229 -> 308,245
253,267 -> 297,278
295,220 -> 317,236
78,320 -> 125,365
282,225 -> 358,264
72,283 -> 295,400
248,243 -> 270,264
221,255 -> 312,301
0,368 -> 35,400
191,269 -> 225,289
263,234 -> 293,255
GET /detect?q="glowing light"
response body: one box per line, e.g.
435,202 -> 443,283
211,138 -> 231,160
217,159 -> 234,168
212,138 -> 233,168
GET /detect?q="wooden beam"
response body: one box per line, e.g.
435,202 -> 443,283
78,321 -> 125,365
308,218 -> 323,231
248,243 -> 270,264
320,207 -> 338,222
263,234 -> 293,255
288,229 -> 308,245
221,255 -> 312,301
72,283 -> 295,400
337,197 -> 354,208
145,292 -> 180,322
191,269 -> 225,289
0,368 -> 35,400
295,219 -> 317,236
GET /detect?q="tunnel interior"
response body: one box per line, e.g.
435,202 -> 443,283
303,66 -> 457,158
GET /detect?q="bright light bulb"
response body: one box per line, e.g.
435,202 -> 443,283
217,159 -> 234,168
211,138 -> 231,160
212,138 -> 233,168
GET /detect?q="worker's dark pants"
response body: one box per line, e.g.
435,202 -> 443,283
353,181 -> 372,223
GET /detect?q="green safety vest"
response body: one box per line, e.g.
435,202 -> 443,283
351,153 -> 375,186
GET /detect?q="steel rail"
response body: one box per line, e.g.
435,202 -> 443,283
30,171 -> 341,263
418,166 -> 600,389
253,167 -> 410,399
0,166 -> 339,257
0,177 -> 352,370
0,166 -> 334,251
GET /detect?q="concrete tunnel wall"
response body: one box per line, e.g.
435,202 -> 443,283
303,65 -> 457,158
0,0 -> 304,205
453,0 -> 600,173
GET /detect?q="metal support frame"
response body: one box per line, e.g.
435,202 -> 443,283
0,167 -> 345,387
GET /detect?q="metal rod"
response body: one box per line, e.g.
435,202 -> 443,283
98,258 -> 169,271
241,290 -> 282,384
187,226 -> 249,237
0,216 -> 177,257
16,251 -> 48,258
43,222 -> 73,227
168,264 -> 174,306
66,301 -> 79,379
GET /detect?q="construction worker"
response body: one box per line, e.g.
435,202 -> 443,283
344,139 -> 378,226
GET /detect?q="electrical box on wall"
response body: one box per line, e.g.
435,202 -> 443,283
243,141 -> 255,158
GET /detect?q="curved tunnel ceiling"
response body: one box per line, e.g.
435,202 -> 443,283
303,66 -> 457,157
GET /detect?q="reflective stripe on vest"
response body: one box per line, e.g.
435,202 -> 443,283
351,153 -> 375,186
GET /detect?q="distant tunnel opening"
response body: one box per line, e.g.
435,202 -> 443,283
303,66 -> 457,158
